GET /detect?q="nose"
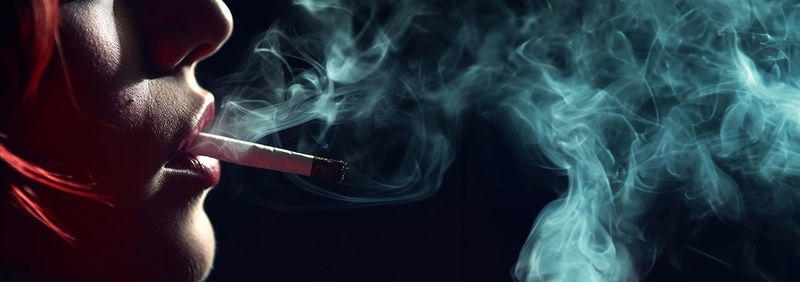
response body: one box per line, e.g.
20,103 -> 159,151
141,0 -> 234,72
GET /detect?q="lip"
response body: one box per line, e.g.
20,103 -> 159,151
167,100 -> 220,188
165,154 -> 221,188
197,99 -> 215,134
178,100 -> 215,152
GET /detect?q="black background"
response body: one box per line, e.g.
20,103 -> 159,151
196,1 -> 799,281
197,1 -> 552,281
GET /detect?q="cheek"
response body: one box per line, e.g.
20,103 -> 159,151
44,2 -> 168,194
60,1 -> 123,71
59,2 -> 144,126
113,81 -> 153,130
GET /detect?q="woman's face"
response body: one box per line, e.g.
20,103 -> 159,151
2,0 -> 232,281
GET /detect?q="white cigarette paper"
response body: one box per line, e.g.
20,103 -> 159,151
187,132 -> 316,176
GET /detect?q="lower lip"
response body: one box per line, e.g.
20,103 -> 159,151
165,153 -> 221,188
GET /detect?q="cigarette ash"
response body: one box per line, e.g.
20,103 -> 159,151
309,157 -> 348,183
208,0 -> 800,280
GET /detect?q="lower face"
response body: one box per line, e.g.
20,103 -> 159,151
1,1 -> 225,281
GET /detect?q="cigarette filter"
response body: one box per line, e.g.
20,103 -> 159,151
186,132 -> 347,182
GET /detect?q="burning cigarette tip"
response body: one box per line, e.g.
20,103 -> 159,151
310,157 -> 349,183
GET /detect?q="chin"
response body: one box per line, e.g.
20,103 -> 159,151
187,203 -> 217,282
125,207 -> 216,282
102,184 -> 217,282
147,192 -> 217,282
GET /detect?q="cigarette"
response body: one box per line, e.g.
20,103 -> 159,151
185,132 -> 347,182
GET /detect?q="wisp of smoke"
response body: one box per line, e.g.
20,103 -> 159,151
211,0 -> 800,280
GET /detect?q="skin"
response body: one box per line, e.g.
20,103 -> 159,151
0,0 -> 233,281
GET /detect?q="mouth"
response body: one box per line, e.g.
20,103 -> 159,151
166,98 -> 220,189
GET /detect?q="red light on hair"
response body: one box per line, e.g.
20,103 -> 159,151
0,144 -> 112,204
16,0 -> 60,111
2,0 -> 114,244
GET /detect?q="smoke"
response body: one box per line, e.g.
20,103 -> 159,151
211,0 -> 800,280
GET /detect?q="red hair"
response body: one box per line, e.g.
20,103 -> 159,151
1,0 -> 112,244
17,0 -> 58,110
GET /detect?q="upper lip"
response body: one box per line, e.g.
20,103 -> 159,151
177,100 -> 215,153
197,100 -> 215,133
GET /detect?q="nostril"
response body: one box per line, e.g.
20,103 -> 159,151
177,43 -> 216,68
